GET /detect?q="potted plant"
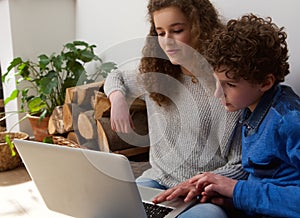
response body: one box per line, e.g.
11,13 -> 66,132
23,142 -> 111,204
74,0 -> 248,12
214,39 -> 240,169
1,40 -> 117,141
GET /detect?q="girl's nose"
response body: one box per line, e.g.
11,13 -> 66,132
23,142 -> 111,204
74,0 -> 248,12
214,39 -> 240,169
164,33 -> 175,45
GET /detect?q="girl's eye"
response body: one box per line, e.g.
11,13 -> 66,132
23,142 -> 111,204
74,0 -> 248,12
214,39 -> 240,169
173,29 -> 183,34
157,29 -> 183,36
227,83 -> 236,87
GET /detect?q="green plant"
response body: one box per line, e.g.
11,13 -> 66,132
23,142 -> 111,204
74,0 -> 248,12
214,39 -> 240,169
2,40 -> 117,120
1,40 -> 117,150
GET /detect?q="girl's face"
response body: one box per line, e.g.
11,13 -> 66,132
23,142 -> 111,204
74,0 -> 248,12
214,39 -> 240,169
213,70 -> 264,112
153,6 -> 193,65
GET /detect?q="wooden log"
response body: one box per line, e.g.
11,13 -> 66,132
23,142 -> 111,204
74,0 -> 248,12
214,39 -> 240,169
98,117 -> 127,151
48,114 -> 57,135
97,117 -> 150,157
66,131 -> 79,144
48,106 -> 65,135
63,103 -> 84,132
130,110 -> 149,136
93,94 -> 147,121
64,81 -> 104,109
114,146 -> 150,157
77,110 -> 97,140
76,81 -> 104,107
62,103 -> 73,132
64,86 -> 75,104
94,99 -> 149,150
67,131 -> 86,146
96,119 -> 110,152
93,91 -> 111,120
97,117 -> 138,151
81,140 -> 99,151
129,98 -> 147,112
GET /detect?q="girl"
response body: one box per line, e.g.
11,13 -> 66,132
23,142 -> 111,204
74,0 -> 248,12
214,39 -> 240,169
104,0 -> 247,217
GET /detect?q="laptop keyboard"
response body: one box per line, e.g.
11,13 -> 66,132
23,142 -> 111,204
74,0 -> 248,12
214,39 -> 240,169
143,202 -> 173,218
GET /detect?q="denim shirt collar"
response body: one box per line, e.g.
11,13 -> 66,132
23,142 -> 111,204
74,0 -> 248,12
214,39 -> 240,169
240,85 -> 279,136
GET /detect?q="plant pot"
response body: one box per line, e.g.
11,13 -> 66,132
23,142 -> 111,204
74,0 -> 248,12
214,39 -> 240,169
0,132 -> 29,171
27,114 -> 51,142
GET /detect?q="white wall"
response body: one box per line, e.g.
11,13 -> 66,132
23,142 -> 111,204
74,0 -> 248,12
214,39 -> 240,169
0,0 -> 76,133
76,0 -> 149,69
75,0 -> 300,94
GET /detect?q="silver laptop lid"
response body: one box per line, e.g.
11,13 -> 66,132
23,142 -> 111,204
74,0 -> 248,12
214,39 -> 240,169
14,139 -> 147,218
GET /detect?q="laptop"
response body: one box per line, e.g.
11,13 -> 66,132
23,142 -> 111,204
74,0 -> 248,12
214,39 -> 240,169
14,139 -> 196,218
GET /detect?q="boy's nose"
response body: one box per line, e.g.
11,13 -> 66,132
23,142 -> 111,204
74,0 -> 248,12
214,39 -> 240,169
214,80 -> 225,99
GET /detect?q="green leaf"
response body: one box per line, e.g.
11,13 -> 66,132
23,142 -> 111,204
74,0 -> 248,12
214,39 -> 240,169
52,55 -> 63,72
27,97 -> 47,114
5,135 -> 16,156
4,90 -> 19,105
20,89 -> 30,110
39,109 -> 48,120
63,51 -> 76,62
73,40 -> 89,47
39,77 -> 58,95
6,57 -> 23,74
38,54 -> 50,69
63,76 -> 81,88
65,42 -> 76,51
17,62 -> 31,79
79,50 -> 95,62
43,136 -> 53,144
68,61 -> 85,79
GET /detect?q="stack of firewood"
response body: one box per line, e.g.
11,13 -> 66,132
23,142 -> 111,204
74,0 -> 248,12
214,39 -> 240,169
48,81 -> 150,157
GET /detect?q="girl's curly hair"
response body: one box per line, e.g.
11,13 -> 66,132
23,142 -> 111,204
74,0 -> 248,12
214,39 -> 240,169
205,14 -> 290,84
139,0 -> 223,105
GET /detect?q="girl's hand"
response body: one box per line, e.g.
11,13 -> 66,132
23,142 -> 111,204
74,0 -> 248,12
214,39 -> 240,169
152,180 -> 201,204
109,91 -> 134,133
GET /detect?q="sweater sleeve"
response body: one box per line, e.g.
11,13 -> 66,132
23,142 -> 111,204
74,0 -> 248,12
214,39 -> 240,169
234,180 -> 300,217
211,123 -> 248,180
104,69 -> 144,99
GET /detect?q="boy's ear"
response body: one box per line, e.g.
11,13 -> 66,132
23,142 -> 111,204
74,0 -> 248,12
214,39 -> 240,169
260,74 -> 275,92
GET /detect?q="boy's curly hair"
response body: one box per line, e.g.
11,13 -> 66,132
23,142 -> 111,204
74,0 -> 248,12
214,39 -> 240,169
205,14 -> 290,84
139,0 -> 223,105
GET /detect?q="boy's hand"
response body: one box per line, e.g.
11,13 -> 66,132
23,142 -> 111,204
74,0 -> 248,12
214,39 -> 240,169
189,172 -> 237,200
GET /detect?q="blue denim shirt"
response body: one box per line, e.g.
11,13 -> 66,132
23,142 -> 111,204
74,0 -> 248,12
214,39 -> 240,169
240,84 -> 278,137
233,85 -> 300,217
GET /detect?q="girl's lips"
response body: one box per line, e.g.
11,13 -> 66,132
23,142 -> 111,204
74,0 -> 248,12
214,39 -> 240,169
166,49 -> 179,55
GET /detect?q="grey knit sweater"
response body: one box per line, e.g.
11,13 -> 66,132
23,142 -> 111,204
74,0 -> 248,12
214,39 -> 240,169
104,69 -> 247,188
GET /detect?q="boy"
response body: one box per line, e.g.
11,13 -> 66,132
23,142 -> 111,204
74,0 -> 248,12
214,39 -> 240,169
153,14 -> 300,217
